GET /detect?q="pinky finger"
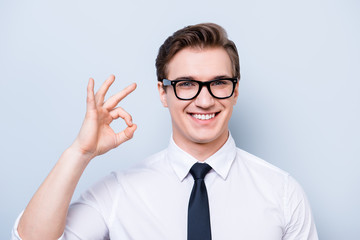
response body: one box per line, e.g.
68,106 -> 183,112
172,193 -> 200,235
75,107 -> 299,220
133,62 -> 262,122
87,78 -> 96,111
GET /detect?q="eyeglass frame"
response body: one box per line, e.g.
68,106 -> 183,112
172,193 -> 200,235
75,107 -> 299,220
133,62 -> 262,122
161,77 -> 238,100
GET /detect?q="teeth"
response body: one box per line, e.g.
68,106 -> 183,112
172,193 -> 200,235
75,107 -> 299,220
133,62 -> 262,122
192,113 -> 216,120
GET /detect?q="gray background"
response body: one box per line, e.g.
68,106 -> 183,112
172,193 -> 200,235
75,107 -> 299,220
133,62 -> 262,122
1,0 -> 359,239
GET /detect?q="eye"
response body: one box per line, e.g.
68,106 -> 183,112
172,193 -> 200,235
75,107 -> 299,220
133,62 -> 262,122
211,80 -> 230,86
177,81 -> 196,88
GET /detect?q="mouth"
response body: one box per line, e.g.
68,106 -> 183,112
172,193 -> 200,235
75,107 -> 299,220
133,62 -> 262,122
190,112 -> 218,120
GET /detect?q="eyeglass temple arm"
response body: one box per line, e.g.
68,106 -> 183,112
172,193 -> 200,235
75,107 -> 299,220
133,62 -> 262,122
162,79 -> 172,86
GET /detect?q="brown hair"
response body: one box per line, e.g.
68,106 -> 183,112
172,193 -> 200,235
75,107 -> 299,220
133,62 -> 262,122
155,23 -> 240,81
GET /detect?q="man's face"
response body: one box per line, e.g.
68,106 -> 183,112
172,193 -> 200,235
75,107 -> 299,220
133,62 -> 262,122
158,47 -> 239,150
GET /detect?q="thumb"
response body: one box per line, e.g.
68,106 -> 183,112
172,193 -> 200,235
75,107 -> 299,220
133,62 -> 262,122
115,124 -> 137,147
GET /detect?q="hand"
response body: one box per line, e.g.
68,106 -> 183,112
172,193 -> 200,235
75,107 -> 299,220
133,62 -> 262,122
71,75 -> 137,160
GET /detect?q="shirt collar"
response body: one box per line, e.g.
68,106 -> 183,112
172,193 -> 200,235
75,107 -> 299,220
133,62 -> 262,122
167,133 -> 237,182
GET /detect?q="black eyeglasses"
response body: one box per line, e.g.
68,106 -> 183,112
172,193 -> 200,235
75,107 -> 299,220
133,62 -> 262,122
162,78 -> 238,100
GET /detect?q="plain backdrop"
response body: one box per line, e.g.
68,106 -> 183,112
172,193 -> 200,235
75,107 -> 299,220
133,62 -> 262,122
1,0 -> 359,239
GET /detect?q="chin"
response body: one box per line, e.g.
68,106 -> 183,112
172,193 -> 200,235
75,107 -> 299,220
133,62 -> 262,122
188,131 -> 225,145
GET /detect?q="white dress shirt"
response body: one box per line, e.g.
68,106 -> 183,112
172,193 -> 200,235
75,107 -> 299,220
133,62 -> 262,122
12,134 -> 318,239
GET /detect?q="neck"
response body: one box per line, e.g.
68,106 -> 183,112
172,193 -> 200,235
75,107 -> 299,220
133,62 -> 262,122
173,131 -> 229,162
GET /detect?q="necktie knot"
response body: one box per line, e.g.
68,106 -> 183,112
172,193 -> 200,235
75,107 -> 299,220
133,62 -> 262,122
190,162 -> 212,180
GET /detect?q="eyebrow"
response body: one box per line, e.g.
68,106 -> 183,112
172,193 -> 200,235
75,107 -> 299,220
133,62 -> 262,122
173,75 -> 232,81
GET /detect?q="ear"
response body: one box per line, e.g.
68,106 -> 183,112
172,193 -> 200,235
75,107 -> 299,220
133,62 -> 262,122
157,81 -> 168,107
232,82 -> 240,105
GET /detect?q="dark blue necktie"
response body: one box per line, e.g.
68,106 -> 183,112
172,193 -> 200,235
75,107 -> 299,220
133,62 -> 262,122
188,162 -> 212,240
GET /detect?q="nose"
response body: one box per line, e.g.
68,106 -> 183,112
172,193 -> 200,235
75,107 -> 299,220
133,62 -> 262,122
194,86 -> 215,108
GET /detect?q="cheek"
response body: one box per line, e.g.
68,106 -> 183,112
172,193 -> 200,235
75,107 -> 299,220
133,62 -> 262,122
166,95 -> 175,108
167,99 -> 190,117
221,101 -> 235,119
228,97 -> 237,107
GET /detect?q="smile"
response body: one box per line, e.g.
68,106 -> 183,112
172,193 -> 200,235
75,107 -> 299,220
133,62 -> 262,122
191,113 -> 216,120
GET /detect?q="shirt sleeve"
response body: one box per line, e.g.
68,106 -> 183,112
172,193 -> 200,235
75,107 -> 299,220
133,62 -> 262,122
11,172 -> 119,240
283,175 -> 319,240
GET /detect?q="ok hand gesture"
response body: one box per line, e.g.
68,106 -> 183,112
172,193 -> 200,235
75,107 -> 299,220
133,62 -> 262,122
72,75 -> 137,160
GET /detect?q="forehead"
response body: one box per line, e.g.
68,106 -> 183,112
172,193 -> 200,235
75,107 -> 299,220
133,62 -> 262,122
166,47 -> 233,80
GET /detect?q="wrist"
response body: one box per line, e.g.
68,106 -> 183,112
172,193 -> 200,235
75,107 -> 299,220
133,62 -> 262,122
65,145 -> 95,165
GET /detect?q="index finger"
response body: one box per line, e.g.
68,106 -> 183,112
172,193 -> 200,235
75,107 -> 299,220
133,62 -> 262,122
103,83 -> 137,110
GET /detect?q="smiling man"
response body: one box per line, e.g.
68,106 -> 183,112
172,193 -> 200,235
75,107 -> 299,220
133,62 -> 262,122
159,46 -> 238,160
13,23 -> 318,240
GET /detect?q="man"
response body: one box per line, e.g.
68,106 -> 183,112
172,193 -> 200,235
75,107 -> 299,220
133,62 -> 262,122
13,23 -> 318,239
